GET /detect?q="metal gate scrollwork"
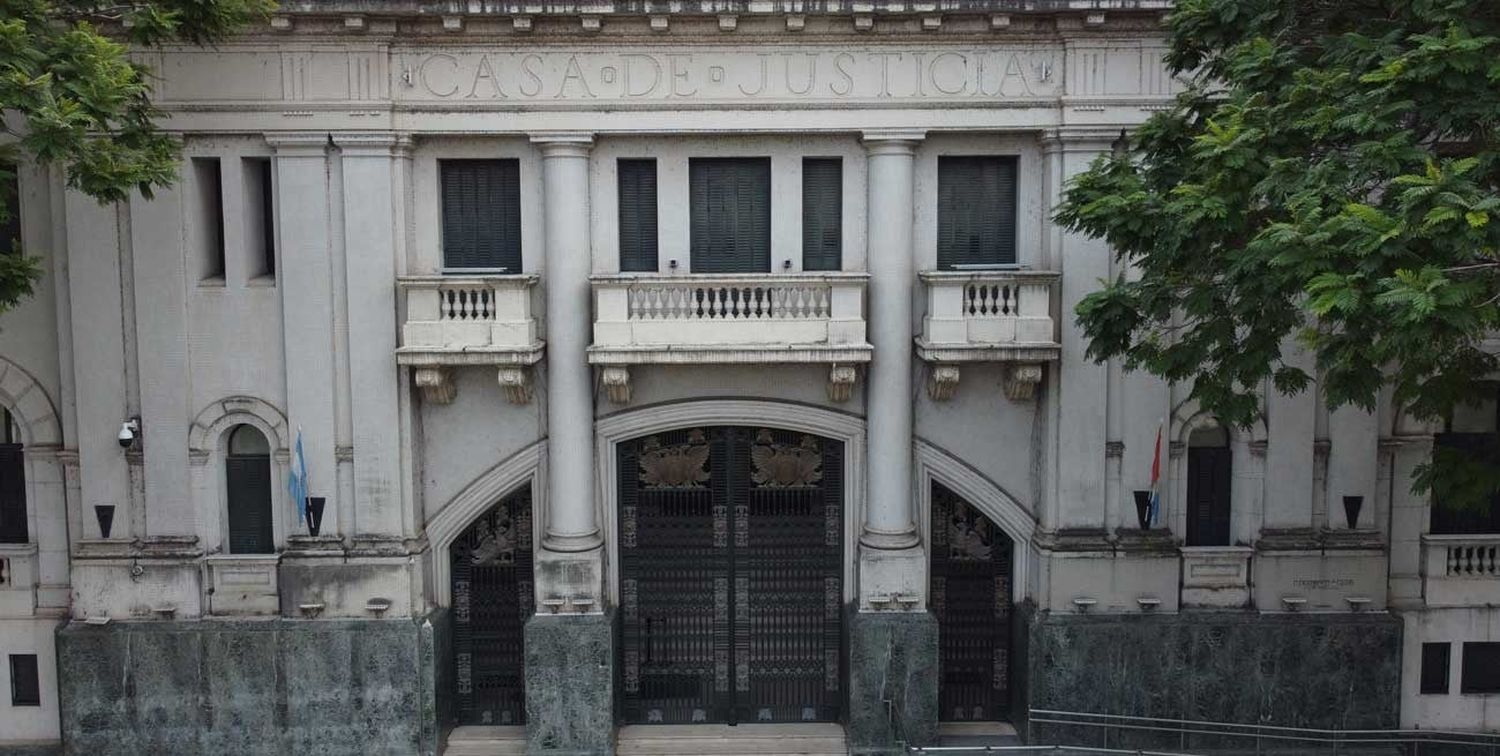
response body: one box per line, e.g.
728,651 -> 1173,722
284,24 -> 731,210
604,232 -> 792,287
931,481 -> 1013,722
619,426 -> 844,725
451,485 -> 533,726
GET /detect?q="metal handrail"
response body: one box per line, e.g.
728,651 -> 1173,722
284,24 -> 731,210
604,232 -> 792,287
1028,709 -> 1500,748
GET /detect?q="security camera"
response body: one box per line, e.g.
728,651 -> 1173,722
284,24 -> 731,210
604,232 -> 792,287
118,419 -> 139,449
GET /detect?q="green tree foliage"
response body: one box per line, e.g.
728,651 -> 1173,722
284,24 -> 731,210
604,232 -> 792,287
1056,0 -> 1500,505
0,0 -> 272,308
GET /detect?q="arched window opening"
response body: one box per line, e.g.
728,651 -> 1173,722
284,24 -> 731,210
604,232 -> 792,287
0,408 -> 24,544
1431,385 -> 1500,534
1186,422 -> 1232,547
225,424 -> 273,554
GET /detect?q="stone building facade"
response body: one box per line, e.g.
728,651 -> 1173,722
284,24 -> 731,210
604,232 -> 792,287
0,1 -> 1496,753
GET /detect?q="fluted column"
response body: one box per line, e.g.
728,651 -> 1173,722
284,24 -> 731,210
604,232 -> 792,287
857,131 -> 924,608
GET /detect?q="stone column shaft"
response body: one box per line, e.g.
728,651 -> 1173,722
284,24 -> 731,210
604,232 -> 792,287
861,132 -> 922,549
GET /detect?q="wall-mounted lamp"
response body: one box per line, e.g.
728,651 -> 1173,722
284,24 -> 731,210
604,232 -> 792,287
1136,596 -> 1162,611
1072,597 -> 1098,613
1281,596 -> 1307,612
782,259 -> 792,270
668,259 -> 679,270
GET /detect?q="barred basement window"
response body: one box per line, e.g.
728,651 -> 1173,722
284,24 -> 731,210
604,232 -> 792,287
801,158 -> 842,271
1420,642 -> 1451,694
0,409 -> 24,544
617,159 -> 658,272
937,156 -> 1018,270
243,158 -> 276,279
1461,642 -> 1500,694
690,157 -> 771,273
9,654 -> 38,707
226,425 -> 273,554
193,157 -> 226,281
441,159 -> 522,272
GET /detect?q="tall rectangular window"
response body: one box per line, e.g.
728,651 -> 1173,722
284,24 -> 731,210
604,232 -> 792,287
440,159 -> 522,272
937,155 -> 1018,270
1430,385 -> 1500,535
1420,642 -> 1451,694
617,159 -> 658,272
0,164 -> 19,257
243,158 -> 275,279
1461,642 -> 1500,694
690,157 -> 771,273
8,654 -> 38,707
192,157 -> 226,281
0,408 -> 25,544
802,158 -> 842,271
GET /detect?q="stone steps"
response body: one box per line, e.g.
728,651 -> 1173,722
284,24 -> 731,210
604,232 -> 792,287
938,721 -> 1022,748
616,723 -> 849,755
444,725 -> 527,756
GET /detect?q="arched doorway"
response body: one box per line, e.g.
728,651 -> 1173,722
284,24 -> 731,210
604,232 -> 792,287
225,424 -> 273,554
931,481 -> 1014,722
617,426 -> 844,725
1186,423 -> 1232,546
450,485 -> 534,726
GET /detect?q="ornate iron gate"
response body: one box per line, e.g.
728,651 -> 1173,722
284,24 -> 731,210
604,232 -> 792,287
619,427 -> 844,725
451,486 -> 534,726
931,482 -> 1013,722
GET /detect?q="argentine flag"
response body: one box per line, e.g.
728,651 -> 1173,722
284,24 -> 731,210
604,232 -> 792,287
288,427 -> 309,526
1148,421 -> 1163,527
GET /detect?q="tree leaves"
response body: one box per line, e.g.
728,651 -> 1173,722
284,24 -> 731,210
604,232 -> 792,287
1057,0 -> 1500,509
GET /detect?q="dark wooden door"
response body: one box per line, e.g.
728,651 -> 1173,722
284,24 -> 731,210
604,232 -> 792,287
225,454 -> 273,554
1186,447 -> 1232,546
451,486 -> 534,725
619,427 -> 843,725
931,482 -> 1013,722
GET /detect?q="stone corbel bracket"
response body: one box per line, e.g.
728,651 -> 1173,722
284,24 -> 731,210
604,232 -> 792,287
601,366 -> 632,404
411,364 -> 538,405
827,364 -> 858,402
922,359 -> 1048,402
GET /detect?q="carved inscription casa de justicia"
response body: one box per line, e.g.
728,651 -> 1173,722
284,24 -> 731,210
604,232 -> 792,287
400,48 -> 1060,102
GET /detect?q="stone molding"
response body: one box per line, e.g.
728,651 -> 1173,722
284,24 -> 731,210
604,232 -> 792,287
913,438 -> 1034,602
0,355 -> 62,447
424,440 -> 543,607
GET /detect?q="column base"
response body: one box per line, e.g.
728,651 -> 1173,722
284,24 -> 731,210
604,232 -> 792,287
857,541 -> 926,611
534,545 -> 604,613
846,609 -> 938,750
525,611 -> 616,755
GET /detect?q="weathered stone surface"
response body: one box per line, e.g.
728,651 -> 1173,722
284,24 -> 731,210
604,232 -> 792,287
524,612 -> 616,756
1025,611 -> 1401,747
846,610 -> 938,750
56,615 -> 443,756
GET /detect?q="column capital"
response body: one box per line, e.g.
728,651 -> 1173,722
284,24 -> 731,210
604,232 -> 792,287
264,131 -> 330,156
330,131 -> 413,157
1040,126 -> 1127,154
861,129 -> 926,155
530,132 -> 595,158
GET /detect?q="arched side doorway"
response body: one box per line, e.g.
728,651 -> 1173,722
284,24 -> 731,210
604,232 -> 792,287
225,424 -> 274,554
931,481 -> 1014,722
450,484 -> 534,726
1186,423 -> 1232,546
618,426 -> 844,725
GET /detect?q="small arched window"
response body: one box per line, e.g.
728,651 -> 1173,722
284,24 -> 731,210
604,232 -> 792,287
1186,422 -> 1232,546
226,424 -> 273,554
0,408 -> 25,544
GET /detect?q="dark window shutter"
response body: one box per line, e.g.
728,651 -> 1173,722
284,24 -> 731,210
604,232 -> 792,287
0,444 -> 25,544
1420,642 -> 1451,694
258,158 -> 276,277
1461,642 -> 1500,694
8,654 -> 39,706
226,455 -> 274,554
802,158 -> 842,271
441,160 -> 522,272
1186,447 -> 1232,546
937,156 -> 1018,270
0,166 -> 19,257
690,158 -> 771,273
618,159 -> 659,272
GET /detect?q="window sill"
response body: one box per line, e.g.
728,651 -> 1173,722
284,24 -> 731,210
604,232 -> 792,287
198,276 -> 227,289
245,275 -> 277,288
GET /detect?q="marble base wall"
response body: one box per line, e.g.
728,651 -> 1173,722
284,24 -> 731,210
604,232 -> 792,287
1025,611 -> 1401,746
56,615 -> 443,756
524,612 -> 616,756
846,609 -> 938,750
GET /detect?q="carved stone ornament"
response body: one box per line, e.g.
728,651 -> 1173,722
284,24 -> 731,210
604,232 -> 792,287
497,366 -> 532,404
946,503 -> 994,562
414,367 -> 456,404
469,513 -> 517,566
1002,362 -> 1044,402
639,430 -> 711,488
827,364 -> 857,402
602,366 -> 631,404
750,429 -> 822,488
927,364 -> 961,401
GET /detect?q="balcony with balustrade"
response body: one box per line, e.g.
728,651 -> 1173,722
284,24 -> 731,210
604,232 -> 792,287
1422,534 -> 1500,606
588,273 -> 871,403
396,275 -> 543,404
915,270 -> 1061,401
